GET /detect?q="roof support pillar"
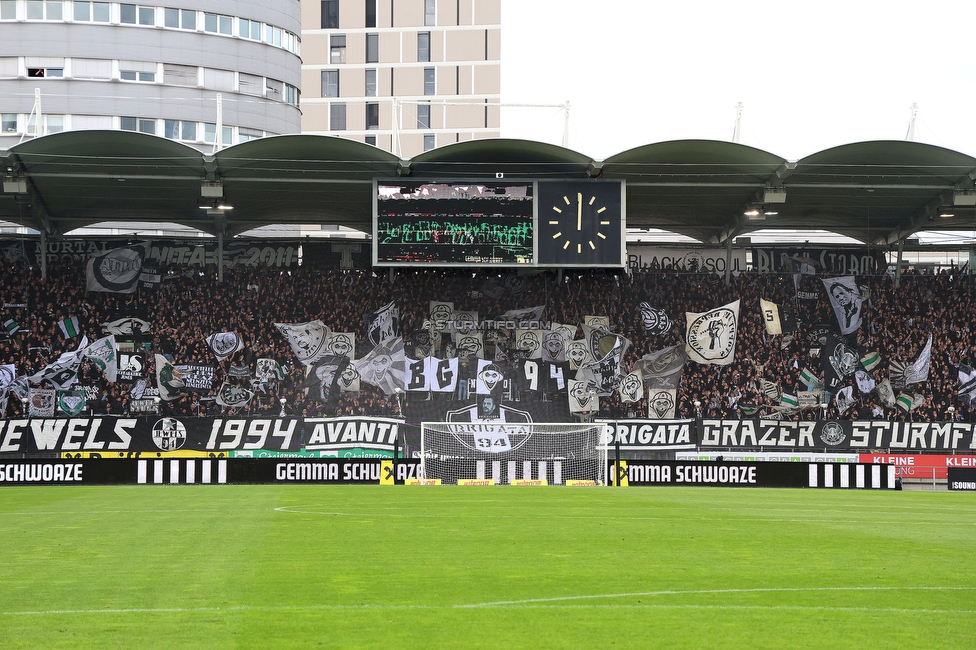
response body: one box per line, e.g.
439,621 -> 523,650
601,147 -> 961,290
217,230 -> 224,283
894,238 -> 905,288
39,229 -> 46,280
724,235 -> 733,286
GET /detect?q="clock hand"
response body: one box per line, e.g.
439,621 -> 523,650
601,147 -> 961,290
577,193 -> 582,230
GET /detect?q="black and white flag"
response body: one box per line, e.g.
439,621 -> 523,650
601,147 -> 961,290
355,337 -> 405,395
618,371 -> 645,404
338,362 -> 361,393
957,365 -> 976,407
854,369 -> 876,394
28,388 -> 56,417
906,335 -> 933,385
821,333 -> 860,390
0,363 -> 15,395
174,364 -> 215,391
822,276 -> 863,335
759,299 -> 797,335
646,388 -> 676,419
455,332 -> 484,360
580,326 -> 630,396
215,382 -> 254,408
475,360 -> 505,396
514,329 -> 543,360
304,355 -> 349,401
275,320 -> 331,366
502,306 -> 545,327
228,364 -> 251,378
427,357 -> 458,393
325,332 -> 357,360
206,332 -> 244,362
429,301 -> 454,333
639,302 -> 672,335
82,335 -> 118,383
364,301 -> 400,350
568,379 -> 597,414
540,330 -> 568,364
102,317 -> 151,336
635,345 -> 687,390
86,244 -> 146,294
835,386 -> 856,414
685,300 -> 739,366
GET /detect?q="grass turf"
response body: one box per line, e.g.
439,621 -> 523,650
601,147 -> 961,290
0,485 -> 974,649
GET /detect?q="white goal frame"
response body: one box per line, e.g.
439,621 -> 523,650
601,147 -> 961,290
420,421 -> 608,485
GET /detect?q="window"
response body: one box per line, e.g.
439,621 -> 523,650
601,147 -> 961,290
72,58 -> 112,79
330,103 -> 346,131
365,69 -> 376,97
163,64 -> 197,86
239,72 -> 264,96
366,33 -> 378,63
219,14 -> 231,34
417,104 -> 430,129
418,32 -> 430,62
425,0 -> 435,26
238,127 -> 262,143
365,135 -> 376,146
119,3 -> 135,23
120,70 -> 154,82
366,102 -> 379,130
284,84 -> 298,106
330,34 -> 346,64
181,8 -> 194,29
424,133 -> 435,151
28,114 -> 63,134
0,1 -> 15,20
27,1 -> 61,19
365,0 -> 376,28
265,78 -> 283,99
203,68 -> 235,91
76,1 -> 92,21
204,123 -> 233,145
121,117 -> 155,134
164,7 -> 177,28
165,119 -> 196,141
28,67 -> 63,78
138,5 -> 153,24
424,67 -> 435,95
240,18 -> 261,40
120,61 -> 155,82
204,12 -> 216,31
321,0 -> 338,29
2,114 -> 17,133
0,57 -> 15,77
321,70 -> 338,97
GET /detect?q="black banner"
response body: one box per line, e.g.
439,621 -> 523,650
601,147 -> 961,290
612,460 -> 895,489
0,458 -> 422,485
750,247 -> 887,275
598,419 -> 696,450
947,468 -> 976,491
698,420 -> 976,452
0,417 -> 303,454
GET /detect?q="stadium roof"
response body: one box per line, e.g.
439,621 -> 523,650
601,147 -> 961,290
2,131 -> 976,245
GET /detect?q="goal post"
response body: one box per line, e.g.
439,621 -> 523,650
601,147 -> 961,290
420,421 -> 608,485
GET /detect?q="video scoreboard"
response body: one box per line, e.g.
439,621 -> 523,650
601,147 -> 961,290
373,179 -> 625,268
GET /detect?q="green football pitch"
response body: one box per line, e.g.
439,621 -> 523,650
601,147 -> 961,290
1,485 -> 974,649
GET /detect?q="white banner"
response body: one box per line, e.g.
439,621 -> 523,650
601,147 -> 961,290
627,246 -> 746,274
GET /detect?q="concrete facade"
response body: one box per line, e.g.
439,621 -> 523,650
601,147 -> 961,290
0,0 -> 302,151
301,0 -> 500,158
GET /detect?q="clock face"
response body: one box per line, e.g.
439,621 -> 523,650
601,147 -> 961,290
537,181 -> 623,266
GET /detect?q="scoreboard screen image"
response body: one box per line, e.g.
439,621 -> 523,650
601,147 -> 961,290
374,181 -> 534,266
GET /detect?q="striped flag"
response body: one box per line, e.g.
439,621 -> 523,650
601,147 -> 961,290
781,393 -> 798,408
761,379 -> 781,401
860,351 -> 881,371
3,318 -> 20,335
798,367 -> 822,389
58,316 -> 81,339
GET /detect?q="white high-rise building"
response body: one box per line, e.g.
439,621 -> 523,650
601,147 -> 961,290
0,0 -> 303,151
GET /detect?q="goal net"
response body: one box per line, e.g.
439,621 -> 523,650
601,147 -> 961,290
420,422 -> 607,485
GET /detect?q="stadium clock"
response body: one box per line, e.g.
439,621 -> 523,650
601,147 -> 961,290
536,180 -> 624,266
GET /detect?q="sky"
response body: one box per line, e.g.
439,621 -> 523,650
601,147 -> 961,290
499,0 -> 976,162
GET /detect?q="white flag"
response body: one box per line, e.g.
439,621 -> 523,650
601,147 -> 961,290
206,332 -> 244,362
86,244 -> 145,294
275,320 -> 331,366
618,371 -> 645,404
835,386 -> 856,414
646,388 -> 676,419
685,300 -> 739,366
905,335 -> 933,385
83,335 -> 118,382
822,276 -> 864,335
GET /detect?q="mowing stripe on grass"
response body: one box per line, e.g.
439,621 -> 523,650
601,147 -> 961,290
5,586 -> 974,617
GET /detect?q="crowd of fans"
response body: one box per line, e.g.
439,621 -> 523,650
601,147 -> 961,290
0,247 -> 973,423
